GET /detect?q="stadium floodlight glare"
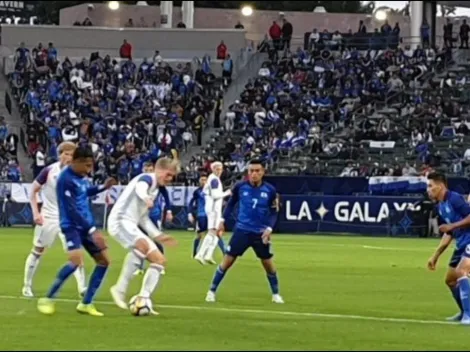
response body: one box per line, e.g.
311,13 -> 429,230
241,5 -> 253,17
108,1 -> 120,10
374,9 -> 387,21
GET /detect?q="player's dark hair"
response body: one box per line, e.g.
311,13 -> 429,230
427,172 -> 447,186
199,172 -> 208,178
249,159 -> 265,167
73,146 -> 94,160
143,161 -> 154,167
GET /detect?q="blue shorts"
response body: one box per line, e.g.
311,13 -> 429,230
449,244 -> 470,268
196,216 -> 208,233
62,228 -> 104,256
226,228 -> 273,260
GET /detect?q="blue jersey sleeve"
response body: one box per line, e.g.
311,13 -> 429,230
86,185 -> 106,197
158,186 -> 171,212
223,182 -> 241,220
34,166 -> 50,185
451,193 -> 470,218
267,190 -> 279,229
189,189 -> 198,213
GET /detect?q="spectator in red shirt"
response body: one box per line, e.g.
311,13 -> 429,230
216,41 -> 227,60
119,39 -> 132,60
269,21 -> 282,50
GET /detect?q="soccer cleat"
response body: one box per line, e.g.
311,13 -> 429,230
22,286 -> 34,298
133,269 -> 144,276
461,314 -> 470,325
37,297 -> 55,315
272,294 -> 285,304
204,257 -> 217,265
205,290 -> 216,303
194,254 -> 206,265
110,285 -> 128,310
76,303 -> 104,317
446,312 -> 463,322
161,268 -> 166,276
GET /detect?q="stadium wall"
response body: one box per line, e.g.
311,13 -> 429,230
0,182 -> 427,236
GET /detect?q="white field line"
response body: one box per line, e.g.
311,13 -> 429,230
0,294 -> 457,326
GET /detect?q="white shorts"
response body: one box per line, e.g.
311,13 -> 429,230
108,218 -> 157,252
206,212 -> 221,230
33,219 -> 66,249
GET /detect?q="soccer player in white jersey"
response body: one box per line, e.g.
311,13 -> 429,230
108,157 -> 179,314
22,142 -> 87,298
194,161 -> 231,265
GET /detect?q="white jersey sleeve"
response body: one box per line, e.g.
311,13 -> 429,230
108,173 -> 159,223
34,162 -> 62,220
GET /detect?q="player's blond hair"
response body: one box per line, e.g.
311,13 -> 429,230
210,161 -> 223,172
156,157 -> 181,174
58,142 -> 76,155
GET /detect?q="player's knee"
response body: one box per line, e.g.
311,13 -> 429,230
147,249 -> 166,266
68,250 -> 82,266
32,246 -> 45,255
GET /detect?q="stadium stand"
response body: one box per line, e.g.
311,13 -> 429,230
7,42 -> 236,183
195,34 -> 470,182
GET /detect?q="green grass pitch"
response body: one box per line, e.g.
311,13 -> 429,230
0,228 -> 469,350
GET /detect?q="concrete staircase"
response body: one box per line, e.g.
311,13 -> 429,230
181,51 -> 268,162
0,75 -> 33,181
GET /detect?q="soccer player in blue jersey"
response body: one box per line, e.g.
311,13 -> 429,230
426,172 -> 470,325
188,174 -> 225,257
37,146 -> 116,317
205,159 -> 284,304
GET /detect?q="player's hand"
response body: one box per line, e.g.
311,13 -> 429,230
104,177 -> 118,189
427,256 -> 438,271
145,198 -> 154,209
165,211 -> 173,223
33,213 -> 43,226
158,234 -> 178,247
188,214 -> 195,224
439,224 -> 454,234
261,227 -> 273,245
218,222 -> 225,235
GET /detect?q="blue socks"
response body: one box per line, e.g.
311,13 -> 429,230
193,237 -> 201,257
218,238 -> 225,253
210,266 -> 227,292
458,276 -> 470,317
450,285 -> 463,313
82,265 -> 108,304
46,262 -> 78,298
267,272 -> 279,294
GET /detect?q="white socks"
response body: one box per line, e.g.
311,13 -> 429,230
139,263 -> 164,298
74,266 -> 87,293
23,251 -> 41,287
115,250 -> 145,294
24,251 -> 87,293
197,232 -> 218,259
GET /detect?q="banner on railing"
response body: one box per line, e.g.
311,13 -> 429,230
368,176 -> 428,194
10,183 -> 197,207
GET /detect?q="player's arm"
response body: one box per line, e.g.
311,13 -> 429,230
209,178 -> 231,200
187,190 -> 198,223
428,232 -> 453,271
262,192 -> 280,243
86,177 -> 116,197
219,183 -> 241,231
158,186 -> 173,221
31,167 -> 49,225
441,195 -> 470,233
135,175 -> 154,208
139,216 -> 177,247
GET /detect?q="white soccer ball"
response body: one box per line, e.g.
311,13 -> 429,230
129,295 -> 152,316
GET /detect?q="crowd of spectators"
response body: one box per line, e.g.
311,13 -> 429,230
0,117 -> 21,182
194,18 -> 464,182
9,41 -> 227,184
